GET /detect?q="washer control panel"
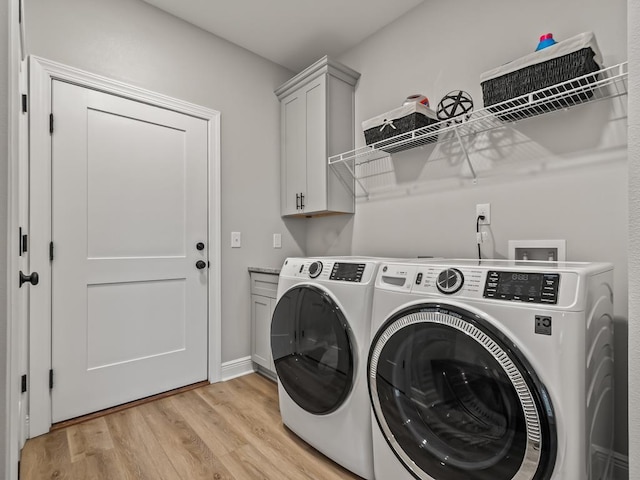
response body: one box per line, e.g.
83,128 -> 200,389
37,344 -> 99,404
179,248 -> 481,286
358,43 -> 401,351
483,271 -> 560,304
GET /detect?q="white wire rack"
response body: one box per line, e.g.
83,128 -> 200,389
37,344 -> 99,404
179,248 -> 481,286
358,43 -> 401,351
328,62 -> 628,197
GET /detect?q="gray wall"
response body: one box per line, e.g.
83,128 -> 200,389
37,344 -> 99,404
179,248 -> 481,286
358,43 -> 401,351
309,0 -> 630,456
24,0 -> 306,364
1,0 -> 9,476
628,0 -> 639,476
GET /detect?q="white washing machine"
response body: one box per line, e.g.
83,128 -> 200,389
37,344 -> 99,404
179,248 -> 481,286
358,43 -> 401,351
271,256 -> 390,480
368,259 -> 614,480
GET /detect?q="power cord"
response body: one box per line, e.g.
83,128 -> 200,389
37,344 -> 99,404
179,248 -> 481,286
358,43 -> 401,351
476,214 -> 485,260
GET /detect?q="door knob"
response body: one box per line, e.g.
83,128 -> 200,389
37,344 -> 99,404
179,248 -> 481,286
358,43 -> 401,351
196,242 -> 205,251
196,260 -> 207,270
19,271 -> 39,287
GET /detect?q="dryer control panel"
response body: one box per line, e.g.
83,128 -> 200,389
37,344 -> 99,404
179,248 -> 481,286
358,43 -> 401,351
483,271 -> 560,304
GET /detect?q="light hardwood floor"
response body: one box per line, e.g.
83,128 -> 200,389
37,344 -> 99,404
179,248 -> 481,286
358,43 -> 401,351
21,373 -> 363,480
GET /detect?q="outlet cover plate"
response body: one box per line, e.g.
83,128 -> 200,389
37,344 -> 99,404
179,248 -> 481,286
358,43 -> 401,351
231,231 -> 241,248
476,203 -> 491,225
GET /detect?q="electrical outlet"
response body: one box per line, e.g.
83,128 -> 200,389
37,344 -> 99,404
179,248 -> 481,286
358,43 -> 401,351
476,203 -> 491,225
273,233 -> 282,249
231,231 -> 241,248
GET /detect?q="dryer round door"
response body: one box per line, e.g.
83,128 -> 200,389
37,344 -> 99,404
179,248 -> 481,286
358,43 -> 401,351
271,285 -> 355,415
368,304 -> 557,480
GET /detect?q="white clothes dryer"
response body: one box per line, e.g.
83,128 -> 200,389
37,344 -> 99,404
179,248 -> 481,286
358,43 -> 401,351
368,259 -> 614,480
271,256 -> 390,480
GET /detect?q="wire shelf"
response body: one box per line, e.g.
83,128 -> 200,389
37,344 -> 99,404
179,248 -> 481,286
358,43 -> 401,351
328,62 -> 628,197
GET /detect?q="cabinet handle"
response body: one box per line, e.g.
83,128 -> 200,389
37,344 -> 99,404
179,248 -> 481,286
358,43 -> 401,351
296,193 -> 300,210
300,193 -> 305,209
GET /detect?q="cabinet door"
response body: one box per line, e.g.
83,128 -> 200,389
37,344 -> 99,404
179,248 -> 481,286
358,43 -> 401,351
251,294 -> 273,370
280,91 -> 307,216
302,75 -> 327,214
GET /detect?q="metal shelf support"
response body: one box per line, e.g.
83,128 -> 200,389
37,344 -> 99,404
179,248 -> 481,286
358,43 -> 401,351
452,123 -> 477,183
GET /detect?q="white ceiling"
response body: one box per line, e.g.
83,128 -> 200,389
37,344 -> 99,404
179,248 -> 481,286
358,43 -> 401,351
142,0 -> 425,72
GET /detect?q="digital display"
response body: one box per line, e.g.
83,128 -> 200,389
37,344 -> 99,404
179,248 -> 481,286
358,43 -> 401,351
496,272 -> 543,296
330,263 -> 365,282
484,271 -> 560,304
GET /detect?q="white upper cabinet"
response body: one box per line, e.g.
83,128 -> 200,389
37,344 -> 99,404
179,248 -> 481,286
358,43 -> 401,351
276,56 -> 360,217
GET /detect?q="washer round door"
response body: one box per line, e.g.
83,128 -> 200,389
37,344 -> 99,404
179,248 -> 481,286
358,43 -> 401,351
271,285 -> 355,415
368,304 -> 557,480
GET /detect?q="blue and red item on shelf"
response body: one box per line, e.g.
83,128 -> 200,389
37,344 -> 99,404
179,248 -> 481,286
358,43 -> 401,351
536,33 -> 558,51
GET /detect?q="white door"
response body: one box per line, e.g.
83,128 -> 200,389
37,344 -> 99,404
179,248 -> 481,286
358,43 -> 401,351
50,80 -> 209,423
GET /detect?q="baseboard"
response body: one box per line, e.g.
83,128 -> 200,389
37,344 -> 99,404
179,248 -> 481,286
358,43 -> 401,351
220,356 -> 256,381
255,364 -> 278,383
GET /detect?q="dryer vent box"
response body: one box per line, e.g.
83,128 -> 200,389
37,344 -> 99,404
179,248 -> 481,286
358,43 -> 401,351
508,240 -> 566,262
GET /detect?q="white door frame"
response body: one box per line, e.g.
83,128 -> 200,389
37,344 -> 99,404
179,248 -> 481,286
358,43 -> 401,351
27,56 -> 222,437
6,1 -> 27,478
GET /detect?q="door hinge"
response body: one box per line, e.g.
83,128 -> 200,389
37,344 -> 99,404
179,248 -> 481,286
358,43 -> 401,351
49,241 -> 54,262
49,369 -> 54,389
21,374 -> 27,393
21,94 -> 27,113
49,113 -> 54,134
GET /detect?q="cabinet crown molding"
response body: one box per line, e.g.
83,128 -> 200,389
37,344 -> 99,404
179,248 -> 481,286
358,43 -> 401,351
275,55 -> 360,100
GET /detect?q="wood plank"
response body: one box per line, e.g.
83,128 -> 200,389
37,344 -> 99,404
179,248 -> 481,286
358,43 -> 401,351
66,417 -> 114,463
21,429 -> 72,480
139,397 -> 235,480
21,374 -> 363,480
104,407 -> 180,480
234,373 -> 280,413
196,385 -> 359,480
169,390 -> 248,457
77,450 -> 129,480
218,443 -> 300,480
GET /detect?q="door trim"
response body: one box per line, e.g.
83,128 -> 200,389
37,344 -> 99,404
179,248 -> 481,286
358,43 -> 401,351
7,0 -> 27,478
28,55 -> 222,437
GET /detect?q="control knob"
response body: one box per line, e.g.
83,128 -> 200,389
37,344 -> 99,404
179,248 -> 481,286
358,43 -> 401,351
308,261 -> 323,278
436,268 -> 464,294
